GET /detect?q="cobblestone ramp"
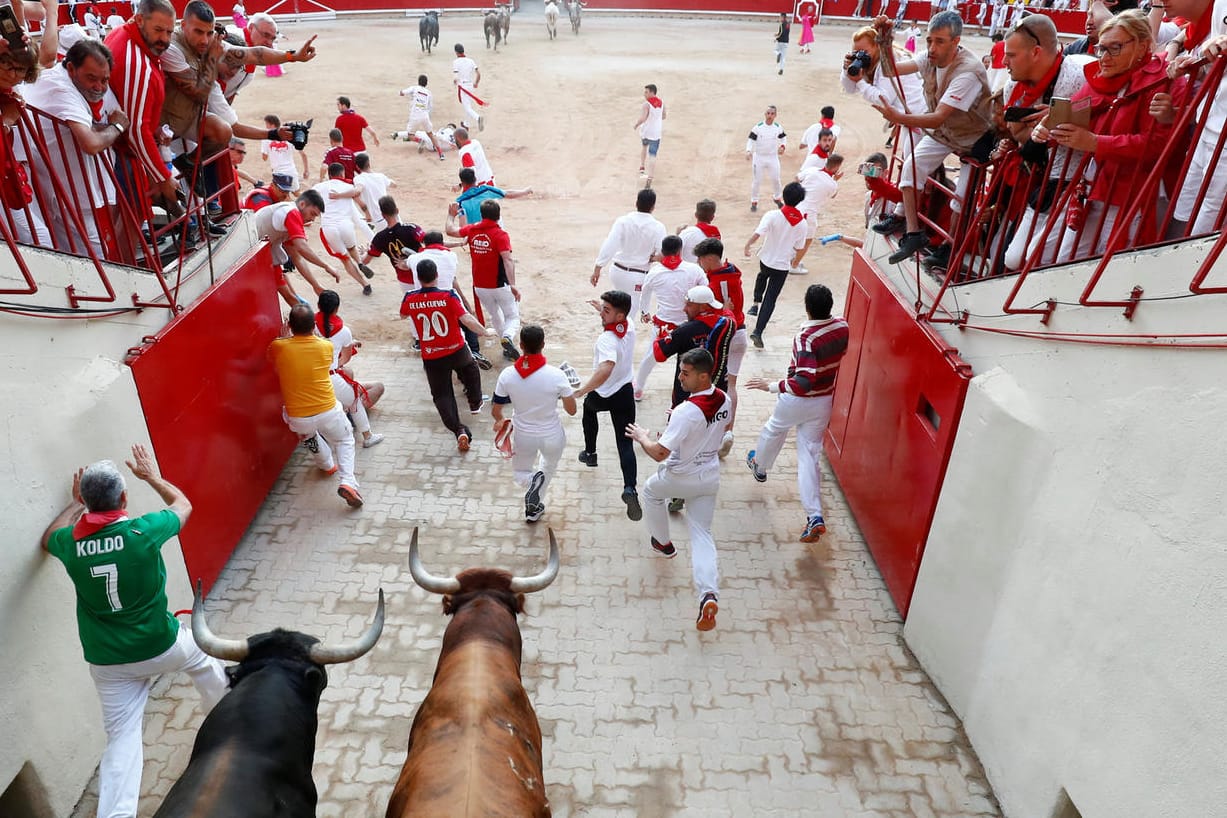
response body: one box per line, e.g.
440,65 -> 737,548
72,340 -> 1001,818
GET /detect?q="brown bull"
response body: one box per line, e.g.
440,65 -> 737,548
386,528 -> 559,818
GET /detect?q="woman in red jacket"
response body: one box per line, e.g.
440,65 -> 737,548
1034,10 -> 1172,261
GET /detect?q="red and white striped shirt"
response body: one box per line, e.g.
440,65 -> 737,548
777,317 -> 849,397
105,21 -> 169,184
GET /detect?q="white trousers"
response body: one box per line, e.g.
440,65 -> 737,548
609,265 -> 648,320
475,285 -> 520,341
753,393 -> 833,519
1174,124 -> 1227,232
1004,203 -> 1065,271
751,154 -> 782,202
458,84 -> 481,123
285,402 -> 359,488
90,625 -> 228,818
1056,201 -> 1139,263
634,321 -> 671,394
642,467 -> 720,602
512,427 -> 566,497
331,373 -> 371,434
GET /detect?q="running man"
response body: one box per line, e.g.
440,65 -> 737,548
574,290 -> 641,522
696,237 -> 746,456
454,127 -> 494,186
746,284 -> 850,543
746,105 -> 787,212
592,188 -> 666,320
633,83 -> 665,188
396,74 -> 445,159
261,114 -> 308,191
626,347 -> 732,632
313,163 -> 376,294
677,198 -> 721,264
452,42 -> 485,130
446,198 -> 521,360
334,95 -> 380,152
793,152 -> 843,274
492,325 -> 578,523
634,234 -> 706,399
399,260 -> 494,452
744,181 -> 808,348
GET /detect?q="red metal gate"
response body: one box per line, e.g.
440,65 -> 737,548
825,252 -> 971,618
127,245 -> 297,593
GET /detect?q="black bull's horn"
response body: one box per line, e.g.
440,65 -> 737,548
192,581 -> 385,665
408,527 -> 560,595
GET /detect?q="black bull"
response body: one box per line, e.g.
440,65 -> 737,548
419,11 -> 439,54
386,528 -> 559,818
151,586 -> 384,818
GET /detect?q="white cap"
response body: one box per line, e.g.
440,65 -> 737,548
686,285 -> 722,309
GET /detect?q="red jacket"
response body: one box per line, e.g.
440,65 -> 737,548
1074,54 -> 1173,209
105,21 -> 168,184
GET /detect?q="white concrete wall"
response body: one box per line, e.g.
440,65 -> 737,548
0,227 -> 255,814
863,234 -> 1227,817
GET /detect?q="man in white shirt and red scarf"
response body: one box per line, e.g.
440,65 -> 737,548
592,187 -> 666,320
746,284 -> 850,544
627,348 -> 732,632
492,325 -> 578,523
634,234 -> 706,400
676,197 -> 721,264
743,181 -> 808,348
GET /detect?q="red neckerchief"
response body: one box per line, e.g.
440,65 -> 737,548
604,321 -> 628,338
780,205 -> 804,226
693,308 -> 723,329
822,167 -> 837,178
315,312 -> 343,337
1007,54 -> 1064,108
88,99 -> 104,122
646,96 -> 663,109
695,222 -> 720,238
660,254 -> 682,270
1083,56 -> 1146,96
1184,9 -> 1211,50
820,117 -> 834,129
810,144 -> 830,158
514,353 -> 547,378
424,243 -> 448,251
73,510 -> 127,539
688,388 -> 728,422
243,27 -> 257,73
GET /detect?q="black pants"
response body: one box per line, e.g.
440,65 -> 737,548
751,262 -> 789,337
422,347 -> 483,436
581,382 -> 637,490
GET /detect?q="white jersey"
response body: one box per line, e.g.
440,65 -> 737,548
659,387 -> 732,480
753,210 -> 808,271
493,364 -> 574,436
677,224 -> 718,265
324,324 -> 354,369
458,140 -> 494,184
639,99 -> 665,140
800,121 -> 842,147
452,55 -> 478,87
592,326 -> 635,398
640,261 -> 707,325
595,211 -> 667,270
407,247 -> 460,291
355,171 -> 392,225
313,178 -> 361,227
796,167 -> 839,216
746,120 -> 786,158
401,85 -> 433,119
262,139 -> 297,177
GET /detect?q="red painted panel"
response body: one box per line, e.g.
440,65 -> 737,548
128,245 -> 297,593
824,251 -> 971,618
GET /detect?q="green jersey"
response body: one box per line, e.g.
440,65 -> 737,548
48,509 -> 182,666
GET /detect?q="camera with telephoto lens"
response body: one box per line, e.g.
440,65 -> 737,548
846,49 -> 873,79
282,118 -> 313,151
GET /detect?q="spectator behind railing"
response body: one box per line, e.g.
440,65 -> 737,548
839,24 -> 927,166
19,39 -> 130,259
1,28 -> 45,236
1033,9 -> 1173,261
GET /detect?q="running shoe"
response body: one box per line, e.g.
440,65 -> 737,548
362,433 -> 385,449
651,537 -> 676,558
800,515 -> 826,543
718,431 -> 734,459
501,337 -> 520,360
577,451 -> 598,467
696,592 -> 719,631
668,497 -> 684,513
457,427 -> 471,452
473,351 -> 494,370
746,450 -> 767,482
622,487 -> 642,521
337,485 -> 364,508
525,470 -> 545,518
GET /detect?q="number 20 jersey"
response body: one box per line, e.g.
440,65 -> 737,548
400,286 -> 469,360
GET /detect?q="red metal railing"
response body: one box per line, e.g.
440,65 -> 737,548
2,103 -> 240,315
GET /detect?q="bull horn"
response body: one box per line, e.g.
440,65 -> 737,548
308,589 -> 385,665
408,527 -> 461,594
509,529 -> 561,594
191,580 -> 249,662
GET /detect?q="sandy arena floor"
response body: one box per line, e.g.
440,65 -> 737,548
70,8 -> 1005,817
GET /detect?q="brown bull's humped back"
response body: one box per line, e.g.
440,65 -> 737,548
387,595 -> 550,818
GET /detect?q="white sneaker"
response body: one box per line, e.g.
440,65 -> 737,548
363,433 -> 385,449
718,431 -> 734,459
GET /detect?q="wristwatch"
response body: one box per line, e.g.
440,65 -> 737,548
285,49 -> 296,63
110,121 -> 125,135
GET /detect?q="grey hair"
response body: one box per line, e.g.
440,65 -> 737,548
229,136 -> 246,148
248,11 -> 277,33
80,461 -> 126,512
929,10 -> 963,38
137,0 -> 175,18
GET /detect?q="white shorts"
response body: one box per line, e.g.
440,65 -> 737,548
727,328 -> 748,377
802,211 -> 818,240
320,221 -> 358,258
898,134 -> 954,191
406,112 -> 433,134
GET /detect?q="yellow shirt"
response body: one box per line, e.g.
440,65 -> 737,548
269,335 -> 337,418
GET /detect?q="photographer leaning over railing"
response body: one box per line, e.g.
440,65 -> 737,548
839,22 -> 927,165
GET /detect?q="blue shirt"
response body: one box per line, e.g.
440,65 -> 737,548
456,184 -> 505,225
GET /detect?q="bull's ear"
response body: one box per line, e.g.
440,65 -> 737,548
514,593 -> 526,614
303,666 -> 325,689
441,595 -> 455,615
